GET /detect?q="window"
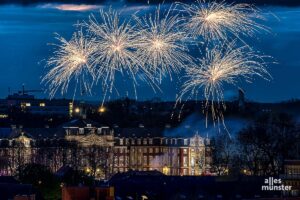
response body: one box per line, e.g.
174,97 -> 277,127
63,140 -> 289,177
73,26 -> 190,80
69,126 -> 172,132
149,139 -> 153,145
143,156 -> 148,164
184,139 -> 188,145
183,156 -> 188,167
155,148 -> 159,153
120,138 -> 123,145
39,102 -> 45,107
149,148 -> 153,153
79,128 -> 84,134
25,103 -> 31,107
149,156 -> 153,162
143,139 -> 147,145
137,139 -> 141,145
183,168 -> 188,175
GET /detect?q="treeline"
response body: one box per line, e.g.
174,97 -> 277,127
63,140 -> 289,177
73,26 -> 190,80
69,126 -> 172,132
210,112 -> 300,176
1,0 -> 300,6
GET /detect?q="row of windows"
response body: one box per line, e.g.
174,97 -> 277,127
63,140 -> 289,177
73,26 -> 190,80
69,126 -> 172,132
113,154 -> 189,167
119,138 -> 190,146
115,147 -> 192,154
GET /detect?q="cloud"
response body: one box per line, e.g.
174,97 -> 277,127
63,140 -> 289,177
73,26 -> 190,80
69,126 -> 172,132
40,4 -> 102,11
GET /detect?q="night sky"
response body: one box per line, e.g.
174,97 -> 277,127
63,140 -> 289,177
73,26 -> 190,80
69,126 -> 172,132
0,3 -> 300,102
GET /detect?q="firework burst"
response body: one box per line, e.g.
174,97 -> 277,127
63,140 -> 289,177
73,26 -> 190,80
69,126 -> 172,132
43,30 -> 97,98
84,9 -> 144,95
179,0 -> 268,41
177,42 -> 271,124
134,5 -> 193,82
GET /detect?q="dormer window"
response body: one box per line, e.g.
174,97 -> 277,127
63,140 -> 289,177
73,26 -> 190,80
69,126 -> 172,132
87,124 -> 92,128
79,128 -> 84,134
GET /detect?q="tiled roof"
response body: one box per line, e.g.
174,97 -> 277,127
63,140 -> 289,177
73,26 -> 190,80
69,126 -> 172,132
114,127 -> 164,138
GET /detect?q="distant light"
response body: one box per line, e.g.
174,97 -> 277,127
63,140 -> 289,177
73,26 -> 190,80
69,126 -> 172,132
163,166 -> 170,175
75,108 -> 80,113
98,106 -> 106,113
0,114 -> 8,119
86,167 -> 91,173
39,102 -> 46,107
25,103 -> 31,107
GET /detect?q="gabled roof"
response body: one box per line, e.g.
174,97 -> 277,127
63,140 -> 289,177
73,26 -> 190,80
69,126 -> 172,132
0,128 -> 32,139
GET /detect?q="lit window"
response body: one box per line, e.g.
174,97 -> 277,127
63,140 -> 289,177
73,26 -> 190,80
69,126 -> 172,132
183,156 -> 188,167
79,128 -> 84,134
39,103 -> 45,107
120,138 -> 123,145
184,139 -> 188,145
143,156 -> 147,164
155,148 -> 159,153
149,139 -> 153,145
0,114 -> 8,119
25,103 -> 31,107
143,139 -> 147,145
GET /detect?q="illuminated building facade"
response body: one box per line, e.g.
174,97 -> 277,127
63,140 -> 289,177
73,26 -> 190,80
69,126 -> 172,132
113,129 -> 211,176
0,120 -> 211,177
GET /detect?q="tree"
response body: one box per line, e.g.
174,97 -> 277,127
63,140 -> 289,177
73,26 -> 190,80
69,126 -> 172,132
210,133 -> 235,175
84,145 -> 111,179
17,163 -> 55,186
237,113 -> 300,176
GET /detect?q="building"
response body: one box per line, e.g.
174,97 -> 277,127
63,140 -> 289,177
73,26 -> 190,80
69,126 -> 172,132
0,119 -> 211,178
280,160 -> 300,196
113,128 -> 210,175
0,89 -> 76,117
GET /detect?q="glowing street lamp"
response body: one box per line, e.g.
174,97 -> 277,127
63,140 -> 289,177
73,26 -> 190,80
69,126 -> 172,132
163,166 -> 170,175
75,107 -> 80,113
98,106 -> 106,113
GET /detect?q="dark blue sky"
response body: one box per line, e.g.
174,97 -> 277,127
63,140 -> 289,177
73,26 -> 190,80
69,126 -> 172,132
0,4 -> 299,102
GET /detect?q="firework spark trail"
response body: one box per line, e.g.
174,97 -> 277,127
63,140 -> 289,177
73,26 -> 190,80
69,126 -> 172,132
177,42 -> 271,125
179,0 -> 269,42
134,5 -> 194,82
42,30 -> 97,98
84,9 -> 147,99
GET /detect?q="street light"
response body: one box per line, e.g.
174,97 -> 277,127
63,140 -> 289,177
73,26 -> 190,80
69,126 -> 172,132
75,107 -> 80,113
163,166 -> 170,175
98,106 -> 106,113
